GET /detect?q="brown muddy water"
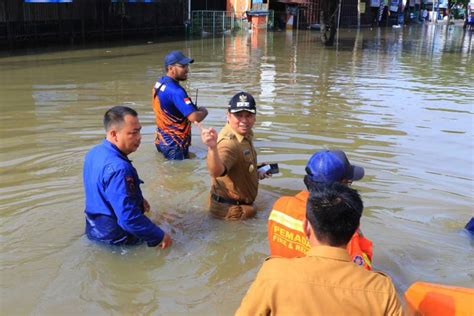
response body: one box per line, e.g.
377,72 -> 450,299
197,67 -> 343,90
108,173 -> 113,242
1,25 -> 473,315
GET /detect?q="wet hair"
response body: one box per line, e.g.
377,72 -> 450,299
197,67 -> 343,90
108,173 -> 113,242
103,106 -> 138,132
306,182 -> 363,247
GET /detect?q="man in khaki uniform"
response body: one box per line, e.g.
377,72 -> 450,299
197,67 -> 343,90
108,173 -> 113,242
200,92 -> 268,220
236,183 -> 403,315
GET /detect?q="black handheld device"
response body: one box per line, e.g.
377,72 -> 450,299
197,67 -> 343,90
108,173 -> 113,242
258,163 -> 280,174
268,163 -> 279,174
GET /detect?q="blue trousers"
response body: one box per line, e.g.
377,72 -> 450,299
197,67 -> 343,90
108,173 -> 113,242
156,143 -> 189,160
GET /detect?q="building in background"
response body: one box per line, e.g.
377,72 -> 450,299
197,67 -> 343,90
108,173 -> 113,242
0,0 -> 188,47
226,0 -> 252,17
2,0 -> 442,47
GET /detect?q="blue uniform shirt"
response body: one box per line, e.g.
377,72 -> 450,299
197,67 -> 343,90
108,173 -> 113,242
83,139 -> 164,246
153,76 -> 197,149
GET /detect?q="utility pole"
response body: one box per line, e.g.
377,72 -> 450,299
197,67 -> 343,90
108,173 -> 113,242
188,0 -> 191,21
337,0 -> 342,30
446,0 -> 451,25
357,0 -> 361,28
336,0 -> 342,47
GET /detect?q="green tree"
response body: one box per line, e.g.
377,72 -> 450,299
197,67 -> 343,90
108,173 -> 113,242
447,0 -> 469,24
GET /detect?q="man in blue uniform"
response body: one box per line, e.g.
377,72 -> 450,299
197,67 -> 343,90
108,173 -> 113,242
152,50 -> 208,160
83,106 -> 172,248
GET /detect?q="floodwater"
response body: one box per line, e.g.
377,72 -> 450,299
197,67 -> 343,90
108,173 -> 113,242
1,25 -> 473,314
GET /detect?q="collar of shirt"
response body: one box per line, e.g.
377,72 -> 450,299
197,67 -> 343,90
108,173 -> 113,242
160,75 -> 177,84
307,245 -> 352,262
222,123 -> 254,143
102,139 -> 132,163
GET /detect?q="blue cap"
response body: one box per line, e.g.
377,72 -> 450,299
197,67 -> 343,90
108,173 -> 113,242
305,150 -> 364,183
164,50 -> 194,67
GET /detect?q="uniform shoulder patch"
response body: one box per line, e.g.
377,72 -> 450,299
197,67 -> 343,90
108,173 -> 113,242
353,255 -> 365,266
125,175 -> 136,193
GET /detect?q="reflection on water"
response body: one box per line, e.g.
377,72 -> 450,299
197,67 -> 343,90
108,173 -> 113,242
1,25 -> 473,314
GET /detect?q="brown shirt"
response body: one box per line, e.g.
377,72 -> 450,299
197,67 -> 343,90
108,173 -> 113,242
236,246 -> 403,316
211,123 -> 258,205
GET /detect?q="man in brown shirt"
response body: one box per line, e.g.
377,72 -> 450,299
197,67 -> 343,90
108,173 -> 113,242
200,92 -> 268,220
236,183 -> 403,315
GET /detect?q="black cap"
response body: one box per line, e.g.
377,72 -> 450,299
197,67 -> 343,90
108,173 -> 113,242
228,92 -> 256,114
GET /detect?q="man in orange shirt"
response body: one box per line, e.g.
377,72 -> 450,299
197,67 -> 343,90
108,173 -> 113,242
268,149 -> 373,269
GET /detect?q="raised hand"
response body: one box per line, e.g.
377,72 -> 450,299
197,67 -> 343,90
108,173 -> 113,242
200,126 -> 218,149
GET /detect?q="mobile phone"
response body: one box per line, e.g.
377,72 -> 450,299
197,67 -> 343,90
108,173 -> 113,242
258,164 -> 271,173
258,163 -> 280,175
269,163 -> 279,174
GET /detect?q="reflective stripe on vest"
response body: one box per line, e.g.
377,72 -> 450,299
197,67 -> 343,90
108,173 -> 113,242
269,209 -> 304,233
362,253 -> 372,269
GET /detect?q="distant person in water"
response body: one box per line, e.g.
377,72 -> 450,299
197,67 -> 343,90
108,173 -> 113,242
83,106 -> 172,248
152,50 -> 208,160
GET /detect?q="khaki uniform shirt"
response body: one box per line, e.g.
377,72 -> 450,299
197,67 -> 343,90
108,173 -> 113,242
236,246 -> 403,316
209,124 -> 258,218
211,123 -> 258,204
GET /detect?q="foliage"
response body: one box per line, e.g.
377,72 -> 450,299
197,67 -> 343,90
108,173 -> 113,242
449,0 -> 469,9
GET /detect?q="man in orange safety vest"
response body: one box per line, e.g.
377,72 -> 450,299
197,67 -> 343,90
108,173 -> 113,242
268,149 -> 373,270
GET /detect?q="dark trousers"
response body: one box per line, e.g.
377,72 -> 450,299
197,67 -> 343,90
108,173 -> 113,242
156,143 -> 189,160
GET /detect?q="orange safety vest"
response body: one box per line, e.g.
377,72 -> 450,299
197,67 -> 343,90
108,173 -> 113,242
268,191 -> 373,270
